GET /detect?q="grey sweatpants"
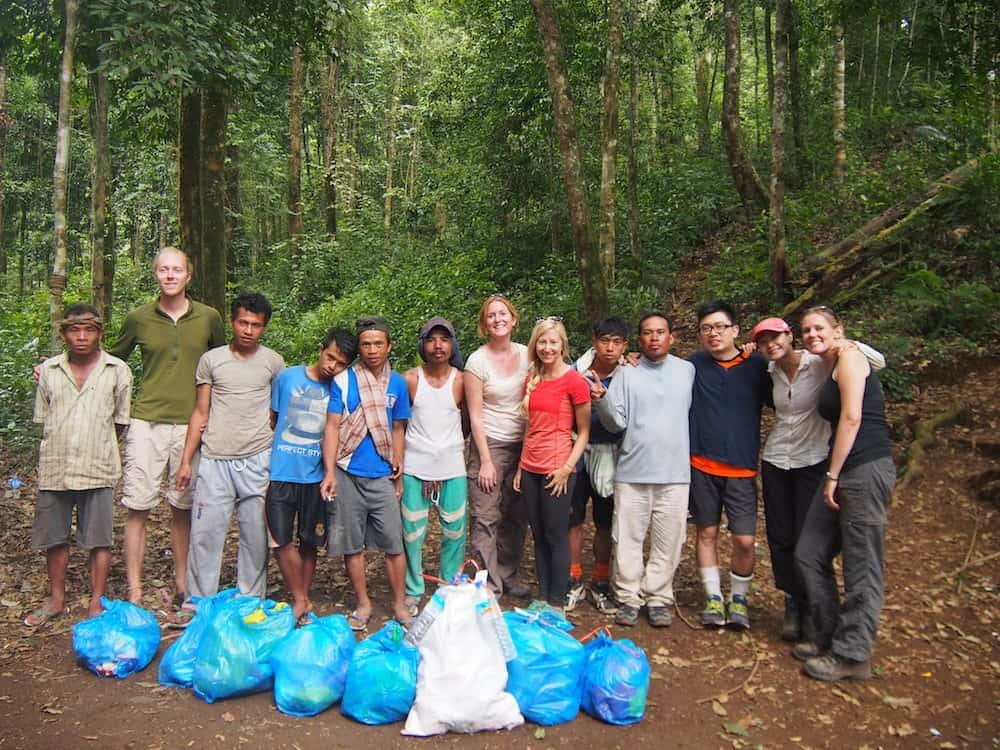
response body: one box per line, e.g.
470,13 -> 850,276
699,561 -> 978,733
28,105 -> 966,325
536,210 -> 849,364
795,456 -> 896,662
186,450 -> 270,601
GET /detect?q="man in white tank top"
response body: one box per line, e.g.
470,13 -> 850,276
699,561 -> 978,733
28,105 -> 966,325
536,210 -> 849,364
401,317 -> 467,614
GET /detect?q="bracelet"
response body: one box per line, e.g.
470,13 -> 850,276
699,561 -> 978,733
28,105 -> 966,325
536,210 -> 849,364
825,471 -> 839,482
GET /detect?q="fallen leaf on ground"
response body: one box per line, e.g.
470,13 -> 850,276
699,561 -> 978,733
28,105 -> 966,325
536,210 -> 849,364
222,712 -> 236,723
712,701 -> 728,716
534,727 -> 546,740
882,695 -> 915,709
723,722 -> 748,737
832,687 -> 861,706
889,723 -> 916,737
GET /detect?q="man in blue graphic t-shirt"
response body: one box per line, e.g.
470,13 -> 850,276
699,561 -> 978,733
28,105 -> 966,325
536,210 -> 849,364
267,327 -> 357,621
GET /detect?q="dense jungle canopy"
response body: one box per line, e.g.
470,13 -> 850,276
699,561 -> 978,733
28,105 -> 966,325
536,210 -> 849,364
0,0 -> 998,457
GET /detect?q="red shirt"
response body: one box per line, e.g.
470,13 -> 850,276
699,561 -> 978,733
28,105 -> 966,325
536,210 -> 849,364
520,369 -> 590,474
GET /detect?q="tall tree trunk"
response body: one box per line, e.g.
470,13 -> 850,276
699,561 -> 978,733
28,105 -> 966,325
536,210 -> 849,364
321,44 -> 339,239
104,198 -> 116,317
200,87 -> 227,316
751,0 -> 761,148
0,53 -> 7,277
225,100 -> 241,280
178,90 -> 202,289
788,0 -> 802,171
869,14 -> 881,115
626,60 -> 640,259
598,0 -> 622,285
763,0 -> 774,113
50,0 -> 79,349
694,47 -> 712,153
722,0 -> 769,216
89,51 -> 110,318
833,22 -> 847,184
529,0 -> 609,320
18,201 -> 26,296
769,0 -> 790,298
383,69 -> 401,244
288,44 -> 304,269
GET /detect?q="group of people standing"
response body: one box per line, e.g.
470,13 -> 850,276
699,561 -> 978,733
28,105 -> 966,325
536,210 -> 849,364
25,248 -> 896,684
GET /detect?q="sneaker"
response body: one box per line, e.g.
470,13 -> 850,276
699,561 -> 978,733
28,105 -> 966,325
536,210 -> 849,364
565,577 -> 586,612
647,605 -> 672,628
614,603 -> 640,627
589,581 -> 619,614
503,578 -> 532,599
701,595 -> 726,628
781,596 -> 801,642
791,642 -> 824,662
726,595 -> 751,631
803,654 -> 872,681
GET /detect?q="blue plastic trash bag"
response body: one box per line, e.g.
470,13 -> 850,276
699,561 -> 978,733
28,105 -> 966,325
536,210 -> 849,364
271,614 -> 356,717
504,611 -> 586,725
72,598 -> 160,679
158,588 -> 238,688
192,597 -> 295,703
580,632 -> 650,725
341,621 -> 420,725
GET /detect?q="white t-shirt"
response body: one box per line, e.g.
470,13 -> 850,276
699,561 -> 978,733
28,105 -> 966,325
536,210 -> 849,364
761,351 -> 831,470
464,343 -> 529,444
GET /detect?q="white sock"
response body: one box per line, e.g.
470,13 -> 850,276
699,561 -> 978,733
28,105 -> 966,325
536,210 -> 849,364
700,567 -> 722,599
730,571 -> 753,600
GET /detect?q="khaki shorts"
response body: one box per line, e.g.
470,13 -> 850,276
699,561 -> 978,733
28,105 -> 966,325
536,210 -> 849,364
121,419 -> 200,511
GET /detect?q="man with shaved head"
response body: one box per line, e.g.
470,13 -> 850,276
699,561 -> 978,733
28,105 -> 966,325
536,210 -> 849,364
107,248 -> 225,619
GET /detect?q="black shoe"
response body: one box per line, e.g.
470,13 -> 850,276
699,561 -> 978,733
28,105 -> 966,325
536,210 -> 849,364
791,642 -> 823,662
614,603 -> 639,627
503,579 -> 531,599
803,654 -> 872,681
781,595 -> 802,642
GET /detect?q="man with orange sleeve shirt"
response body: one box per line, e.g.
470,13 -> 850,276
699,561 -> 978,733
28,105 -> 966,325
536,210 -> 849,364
688,301 -> 771,631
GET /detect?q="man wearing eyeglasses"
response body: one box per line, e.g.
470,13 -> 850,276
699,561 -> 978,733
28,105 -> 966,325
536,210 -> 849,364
688,301 -> 770,631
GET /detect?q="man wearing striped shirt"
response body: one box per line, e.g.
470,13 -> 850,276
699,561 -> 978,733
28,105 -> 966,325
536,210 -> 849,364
26,305 -> 132,627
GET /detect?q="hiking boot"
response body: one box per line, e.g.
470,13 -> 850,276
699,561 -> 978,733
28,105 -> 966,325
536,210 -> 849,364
615,603 -> 640,627
701,595 -> 726,628
503,578 -> 531,599
565,577 -> 586,612
792,642 -> 824,662
781,596 -> 802,642
589,580 -> 619,615
647,605 -> 672,628
725,595 -> 751,631
803,654 -> 872,682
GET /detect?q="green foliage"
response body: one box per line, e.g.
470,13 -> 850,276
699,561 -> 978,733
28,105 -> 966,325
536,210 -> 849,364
0,291 -> 48,463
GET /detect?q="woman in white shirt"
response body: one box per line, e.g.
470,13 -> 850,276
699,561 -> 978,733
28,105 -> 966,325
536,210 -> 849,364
752,317 -> 885,643
464,295 -> 531,596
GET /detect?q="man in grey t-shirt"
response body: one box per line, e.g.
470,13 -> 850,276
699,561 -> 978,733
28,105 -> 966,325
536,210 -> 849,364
174,292 -> 285,622
595,311 -> 694,628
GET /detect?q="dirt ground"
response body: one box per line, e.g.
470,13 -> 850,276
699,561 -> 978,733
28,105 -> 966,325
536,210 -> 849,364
0,362 -> 996,750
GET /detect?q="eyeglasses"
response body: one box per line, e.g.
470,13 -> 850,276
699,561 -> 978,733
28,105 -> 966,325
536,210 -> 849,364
535,316 -> 563,324
698,323 -> 734,335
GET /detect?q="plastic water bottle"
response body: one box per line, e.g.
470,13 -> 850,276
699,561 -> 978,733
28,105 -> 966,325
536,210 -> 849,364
403,591 -> 445,647
483,594 -> 517,662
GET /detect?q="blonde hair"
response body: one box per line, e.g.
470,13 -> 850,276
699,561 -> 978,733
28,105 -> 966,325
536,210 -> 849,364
476,294 -> 519,338
521,318 -> 570,415
153,247 -> 194,275
803,305 -> 843,328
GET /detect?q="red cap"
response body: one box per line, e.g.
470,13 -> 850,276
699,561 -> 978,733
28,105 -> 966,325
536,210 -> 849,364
751,317 -> 791,342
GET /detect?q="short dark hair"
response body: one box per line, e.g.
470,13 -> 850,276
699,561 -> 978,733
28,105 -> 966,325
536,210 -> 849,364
592,317 -> 630,339
230,291 -> 273,324
695,300 -> 736,326
322,327 -> 358,361
62,303 -> 102,321
637,310 -> 673,333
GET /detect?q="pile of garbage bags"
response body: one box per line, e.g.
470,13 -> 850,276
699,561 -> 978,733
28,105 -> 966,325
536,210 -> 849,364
72,575 -> 651,733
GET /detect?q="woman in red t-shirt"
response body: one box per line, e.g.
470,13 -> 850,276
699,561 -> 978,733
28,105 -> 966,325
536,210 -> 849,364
514,318 -> 591,610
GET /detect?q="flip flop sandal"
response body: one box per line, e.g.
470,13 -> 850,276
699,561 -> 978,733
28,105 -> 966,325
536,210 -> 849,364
347,610 -> 370,632
164,608 -> 195,630
24,607 -> 68,627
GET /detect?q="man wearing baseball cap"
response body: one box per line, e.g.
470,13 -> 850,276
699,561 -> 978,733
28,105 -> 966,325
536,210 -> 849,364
400,317 -> 467,615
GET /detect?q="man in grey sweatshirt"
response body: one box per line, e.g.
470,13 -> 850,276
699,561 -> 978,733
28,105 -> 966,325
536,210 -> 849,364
595,311 -> 695,628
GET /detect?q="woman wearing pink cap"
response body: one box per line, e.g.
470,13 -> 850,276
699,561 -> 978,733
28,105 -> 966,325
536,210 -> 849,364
751,316 -> 884,644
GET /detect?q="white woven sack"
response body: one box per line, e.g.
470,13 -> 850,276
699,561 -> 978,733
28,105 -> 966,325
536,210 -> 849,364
402,582 -> 523,735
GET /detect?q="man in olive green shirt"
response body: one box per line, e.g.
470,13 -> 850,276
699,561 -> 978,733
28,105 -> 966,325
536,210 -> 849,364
107,248 -> 225,610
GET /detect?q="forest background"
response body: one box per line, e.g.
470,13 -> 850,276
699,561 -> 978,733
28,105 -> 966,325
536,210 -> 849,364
0,0 -> 998,463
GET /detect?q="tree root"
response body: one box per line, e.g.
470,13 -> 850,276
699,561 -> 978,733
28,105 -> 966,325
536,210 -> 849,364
696,638 -> 762,704
934,549 -> 1000,581
893,402 -> 967,498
